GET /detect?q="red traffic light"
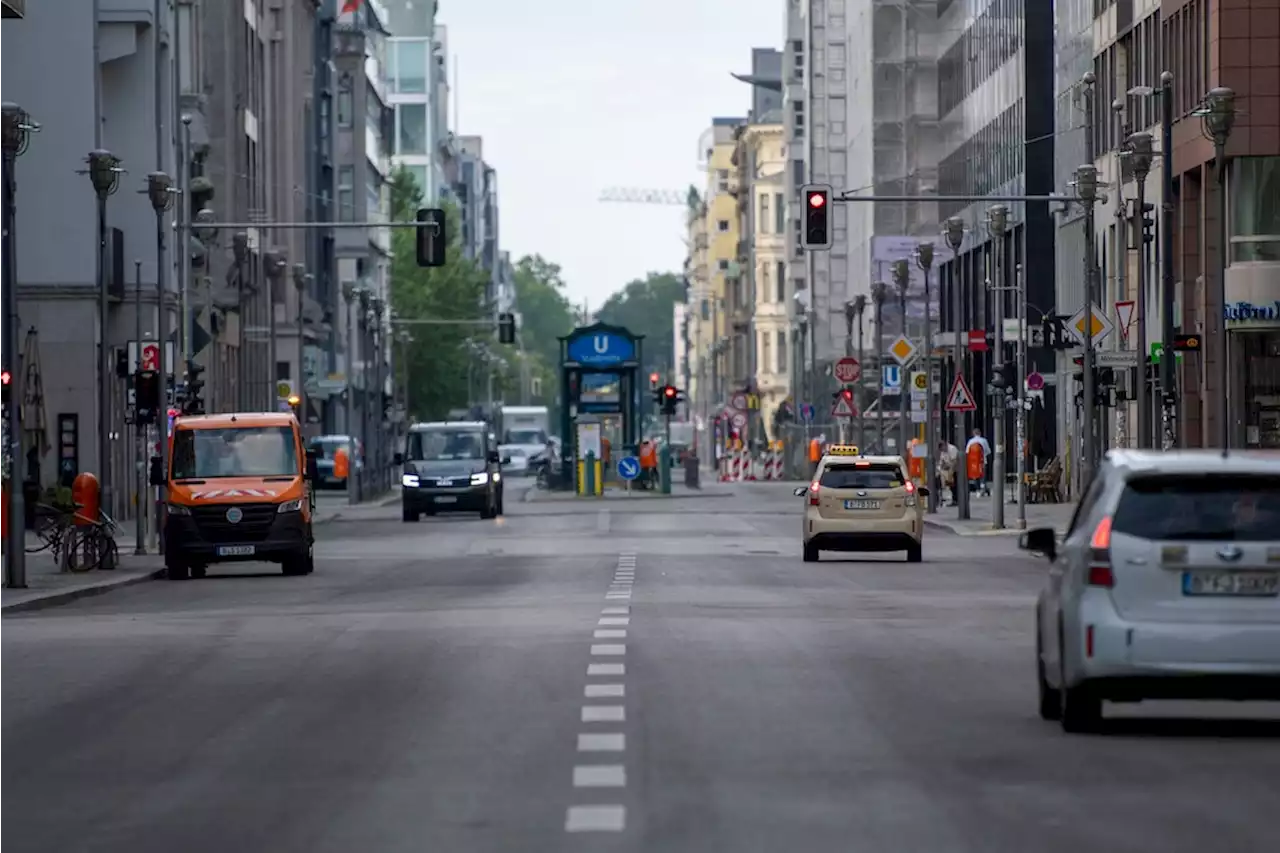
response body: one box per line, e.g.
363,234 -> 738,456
808,192 -> 826,208
649,372 -> 659,384
0,370 -> 10,385
664,386 -> 676,398
840,388 -> 853,400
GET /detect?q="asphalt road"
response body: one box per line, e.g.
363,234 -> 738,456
4,478 -> 1278,853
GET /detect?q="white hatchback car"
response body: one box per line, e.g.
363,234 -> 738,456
1021,450 -> 1280,733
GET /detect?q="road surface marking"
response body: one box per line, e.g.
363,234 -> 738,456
582,705 -> 625,722
585,684 -> 625,698
566,805 -> 625,832
588,663 -> 624,676
591,644 -> 626,656
594,629 -> 627,639
602,606 -> 630,615
605,592 -> 631,599
578,732 -> 625,751
574,765 -> 626,788
598,616 -> 630,626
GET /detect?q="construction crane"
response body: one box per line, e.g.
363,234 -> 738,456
598,188 -> 691,205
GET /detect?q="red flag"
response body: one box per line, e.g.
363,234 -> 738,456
341,0 -> 362,14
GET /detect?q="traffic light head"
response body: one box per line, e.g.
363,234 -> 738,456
415,207 -> 447,267
135,370 -> 161,424
498,312 -> 516,344
1,369 -> 10,405
800,184 -> 833,250
664,386 -> 676,399
649,372 -> 659,389
184,359 -> 206,414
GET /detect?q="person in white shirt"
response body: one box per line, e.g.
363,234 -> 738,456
936,440 -> 961,505
965,428 -> 992,495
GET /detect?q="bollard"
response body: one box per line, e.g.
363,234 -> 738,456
659,446 -> 672,495
585,451 -> 597,496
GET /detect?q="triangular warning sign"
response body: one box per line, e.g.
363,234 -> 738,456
1115,300 -> 1135,341
831,395 -> 857,418
945,374 -> 977,412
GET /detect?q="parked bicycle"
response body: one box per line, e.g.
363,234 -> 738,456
22,502 -> 118,573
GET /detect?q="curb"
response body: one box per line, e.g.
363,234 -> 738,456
2,567 -> 167,615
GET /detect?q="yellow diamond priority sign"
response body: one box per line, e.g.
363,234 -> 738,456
888,335 -> 918,366
1068,304 -> 1113,346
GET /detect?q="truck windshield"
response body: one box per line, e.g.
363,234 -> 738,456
504,428 -> 547,445
172,427 -> 299,479
407,429 -> 485,461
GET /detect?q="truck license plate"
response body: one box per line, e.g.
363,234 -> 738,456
216,545 -> 256,557
1182,571 -> 1279,597
844,499 -> 881,510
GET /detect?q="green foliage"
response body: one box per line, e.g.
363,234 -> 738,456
387,166 -> 490,420
510,255 -> 575,406
594,272 -> 687,378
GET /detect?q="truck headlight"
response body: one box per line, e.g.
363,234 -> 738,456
402,473 -> 420,488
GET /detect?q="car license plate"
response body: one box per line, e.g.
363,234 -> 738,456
844,499 -> 881,510
216,545 -> 256,557
433,496 -> 458,504
1182,571 -> 1279,597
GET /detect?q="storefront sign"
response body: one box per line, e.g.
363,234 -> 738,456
1224,300 -> 1280,325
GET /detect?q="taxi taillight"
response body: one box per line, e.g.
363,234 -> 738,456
1087,516 -> 1114,587
903,479 -> 918,507
808,480 -> 821,506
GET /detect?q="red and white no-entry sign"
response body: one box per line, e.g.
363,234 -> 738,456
833,357 -> 861,383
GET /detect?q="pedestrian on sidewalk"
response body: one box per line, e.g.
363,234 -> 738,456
966,428 -> 991,496
936,440 -> 960,506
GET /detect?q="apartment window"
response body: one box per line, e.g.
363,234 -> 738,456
775,261 -> 786,302
777,331 -> 787,373
717,169 -> 730,191
276,361 -> 291,382
759,262 -> 771,304
393,39 -> 428,94
338,166 -> 355,221
366,169 -> 382,218
397,103 -> 427,155
792,160 -> 804,186
774,193 -> 785,233
759,194 -> 770,233
761,333 -> 772,376
718,259 -> 730,271
337,78 -> 353,127
717,220 -> 730,232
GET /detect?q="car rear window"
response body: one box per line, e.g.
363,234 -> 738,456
1112,474 -> 1280,542
819,463 -> 905,489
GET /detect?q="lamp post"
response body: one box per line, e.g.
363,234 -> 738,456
192,207 -> 218,411
987,204 -> 1009,530
370,294 -> 385,493
1074,162 -> 1101,482
1127,131 -> 1155,448
892,259 -> 910,454
943,215 -> 969,520
1159,72 -> 1177,448
916,241 -> 938,513
145,171 -> 175,553
357,286 -> 371,502
341,282 -> 361,506
870,281 -> 887,454
3,102 -> 38,589
264,250 -> 286,412
85,149 -> 124,521
231,232 -> 250,409
1198,86 -> 1237,450
846,295 -> 868,447
291,263 -> 308,432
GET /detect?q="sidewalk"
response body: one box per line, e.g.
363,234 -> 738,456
2,531 -> 166,614
924,493 -> 1077,537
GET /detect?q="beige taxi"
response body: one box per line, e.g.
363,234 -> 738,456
793,446 -> 929,563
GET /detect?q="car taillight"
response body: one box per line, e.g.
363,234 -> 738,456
903,479 -> 917,507
1087,516 -> 1114,587
808,481 -> 821,506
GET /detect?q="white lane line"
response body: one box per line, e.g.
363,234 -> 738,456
584,683 -> 625,698
582,705 -> 626,722
594,629 -> 627,639
602,607 -> 630,615
591,644 -> 626,656
587,663 -> 624,676
598,616 -> 630,626
578,732 -> 625,751
566,805 -> 626,832
574,765 -> 626,788
605,593 -> 631,599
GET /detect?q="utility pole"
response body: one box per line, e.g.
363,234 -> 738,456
943,217 -> 969,519
1079,71 -> 1099,483
851,295 -> 867,448
1015,261 -> 1028,530
987,204 -> 1009,531
916,242 -> 937,513
133,260 -> 147,555
178,115 -> 192,365
871,282 -> 887,455
1159,71 -> 1177,449
1113,98 -> 1131,450
892,259 -> 910,455
1128,130 -> 1155,448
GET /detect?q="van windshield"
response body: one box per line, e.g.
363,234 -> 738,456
407,428 -> 485,461
172,427 -> 299,479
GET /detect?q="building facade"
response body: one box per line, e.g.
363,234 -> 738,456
384,0 -> 448,201
704,119 -> 745,409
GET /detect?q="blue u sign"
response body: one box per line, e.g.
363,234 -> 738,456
566,331 -> 636,366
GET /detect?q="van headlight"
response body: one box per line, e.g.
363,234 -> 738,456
402,473 -> 420,488
471,472 -> 490,486
278,498 -> 304,513
166,503 -> 191,516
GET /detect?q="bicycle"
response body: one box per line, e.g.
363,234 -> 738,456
25,503 -> 76,557
60,506 -> 120,574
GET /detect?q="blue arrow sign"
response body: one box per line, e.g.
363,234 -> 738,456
799,403 -> 815,423
617,456 -> 640,481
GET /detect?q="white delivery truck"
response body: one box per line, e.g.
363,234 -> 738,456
498,406 -> 552,475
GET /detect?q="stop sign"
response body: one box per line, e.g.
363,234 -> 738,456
833,357 -> 861,383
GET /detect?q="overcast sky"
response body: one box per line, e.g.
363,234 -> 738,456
439,0 -> 784,311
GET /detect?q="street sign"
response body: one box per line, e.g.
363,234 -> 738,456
967,329 -> 988,351
617,456 -> 640,481
831,394 -> 856,419
730,411 -> 747,430
910,370 -> 929,400
730,391 -> 748,411
127,340 -> 176,375
1115,300 -> 1135,341
887,336 -> 918,366
1026,371 -> 1045,391
881,365 -> 902,395
945,374 -> 977,412
1096,350 -> 1138,367
833,357 -> 861,383
276,381 -> 292,400
1068,303 -> 1114,347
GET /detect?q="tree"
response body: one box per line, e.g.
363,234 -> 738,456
510,255 -> 575,407
387,166 -> 491,419
594,272 -> 687,377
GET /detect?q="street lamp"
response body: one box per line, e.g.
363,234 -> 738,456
1072,163 -> 1102,481
264,250 -> 287,412
3,102 -> 38,590
916,242 -> 938,513
291,263 -> 308,432
870,280 -> 888,454
942,215 -> 970,520
845,295 -> 868,447
1198,86 -> 1237,450
987,204 -> 1009,530
1126,131 -> 1155,448
143,171 -> 176,552
84,149 -> 124,525
892,259 -> 910,455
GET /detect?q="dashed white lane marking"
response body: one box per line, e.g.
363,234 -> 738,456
594,629 -> 627,639
566,805 -> 626,832
605,592 -> 631,599
578,732 -> 625,751
573,765 -> 626,787
602,607 -> 630,615
582,705 -> 625,722
585,683 -> 625,698
591,644 -> 626,656
598,616 -> 630,626
588,663 -> 625,676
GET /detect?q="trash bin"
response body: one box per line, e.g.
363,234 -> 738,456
683,454 -> 700,489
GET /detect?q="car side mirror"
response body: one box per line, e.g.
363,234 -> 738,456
793,486 -> 807,497
305,449 -> 320,481
1019,527 -> 1057,560
918,486 -> 930,498
502,455 -> 512,465
148,456 -> 165,487
487,451 -> 500,464
393,452 -> 404,466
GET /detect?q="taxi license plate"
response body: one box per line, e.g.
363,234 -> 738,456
844,499 -> 881,510
216,545 -> 255,557
1182,571 -> 1279,597
433,496 -> 458,504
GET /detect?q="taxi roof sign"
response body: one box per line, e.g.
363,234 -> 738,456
826,445 -> 860,456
